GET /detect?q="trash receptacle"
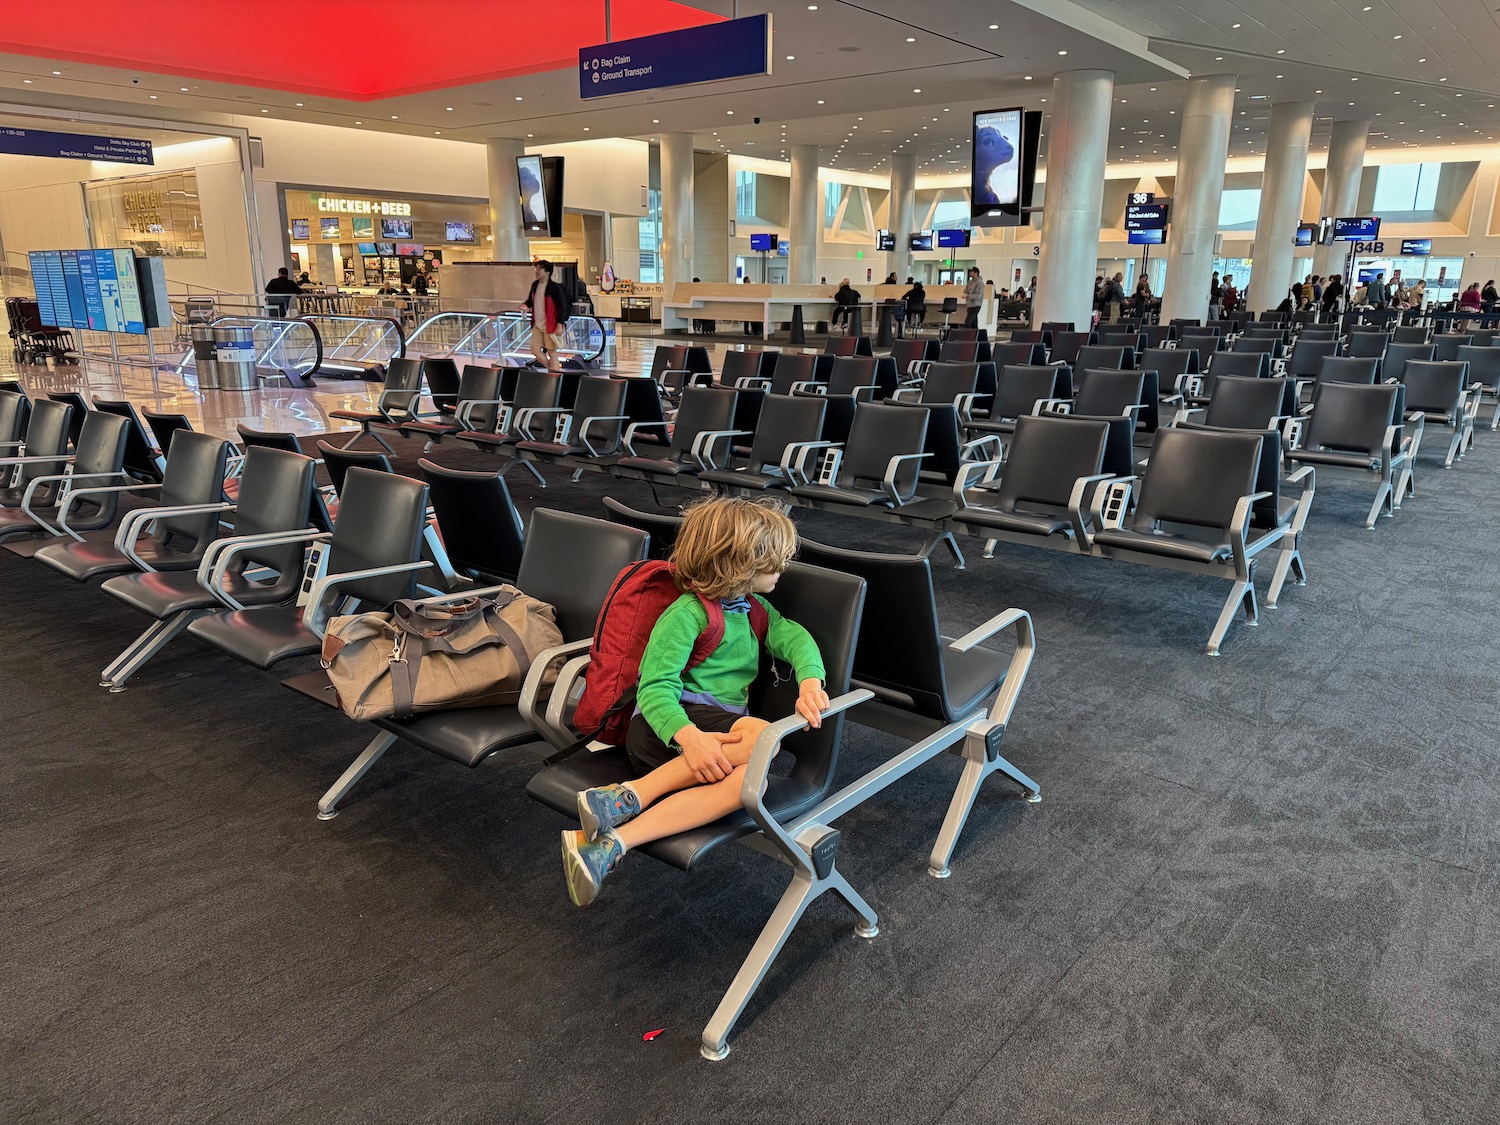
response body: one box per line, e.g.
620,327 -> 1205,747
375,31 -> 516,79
191,323 -> 220,389
213,325 -> 257,390
598,317 -> 617,368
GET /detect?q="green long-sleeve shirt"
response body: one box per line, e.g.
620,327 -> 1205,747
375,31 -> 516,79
637,594 -> 826,746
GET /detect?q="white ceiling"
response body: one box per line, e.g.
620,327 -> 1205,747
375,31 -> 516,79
0,0 -> 1493,179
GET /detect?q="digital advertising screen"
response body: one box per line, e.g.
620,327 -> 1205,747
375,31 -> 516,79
320,217 -> 341,240
1128,229 -> 1166,246
375,242 -> 396,255
936,228 -> 972,249
291,219 -> 310,241
876,230 -> 895,251
351,217 -> 375,238
1400,239 -> 1433,256
356,242 -> 378,255
1294,223 -> 1318,247
381,217 -> 413,239
395,243 -> 424,257
1333,216 -> 1381,241
517,154 -> 548,233
1357,268 -> 1383,284
445,222 -> 476,243
970,107 -> 1023,227
749,233 -> 778,251
909,230 -> 934,252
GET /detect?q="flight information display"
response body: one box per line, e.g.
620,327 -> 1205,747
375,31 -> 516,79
29,248 -> 147,334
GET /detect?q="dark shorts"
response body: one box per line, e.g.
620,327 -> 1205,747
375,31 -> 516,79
626,703 -> 742,773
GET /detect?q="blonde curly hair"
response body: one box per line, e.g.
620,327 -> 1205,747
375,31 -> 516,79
670,497 -> 798,600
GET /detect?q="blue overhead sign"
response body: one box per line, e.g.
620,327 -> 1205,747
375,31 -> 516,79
579,14 -> 771,99
0,126 -> 153,165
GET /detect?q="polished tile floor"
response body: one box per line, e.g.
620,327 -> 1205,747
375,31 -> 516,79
2,333 -> 700,442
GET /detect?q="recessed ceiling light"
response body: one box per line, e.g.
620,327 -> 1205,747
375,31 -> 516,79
807,4 -> 817,8
905,36 -> 915,42
434,131 -> 442,135
295,102 -> 304,106
391,115 -> 398,119
913,88 -> 921,93
1418,57 -> 1427,62
1440,77 -> 1448,81
652,118 -> 659,123
786,54 -> 795,60
527,133 -> 534,137
584,126 -> 590,131
446,106 -> 454,111
355,120 -> 363,125
261,109 -> 269,113
180,87 -> 189,92
1215,56 -> 1224,60
515,96 -> 523,101
817,99 -> 825,104
1057,50 -> 1067,55
1231,22 -> 1241,28
22,79 -> 32,84
1024,75 -> 1033,81
51,70 -> 61,75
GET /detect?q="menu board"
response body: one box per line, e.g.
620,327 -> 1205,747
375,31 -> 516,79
28,248 -> 148,334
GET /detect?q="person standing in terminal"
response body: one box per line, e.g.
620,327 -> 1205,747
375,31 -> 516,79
831,278 -> 860,331
1322,274 -> 1344,316
963,267 -> 983,328
1103,272 -> 1126,323
1482,279 -> 1498,311
521,259 -> 568,372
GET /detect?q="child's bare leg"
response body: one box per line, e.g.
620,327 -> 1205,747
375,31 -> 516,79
616,765 -> 750,849
627,716 -> 771,808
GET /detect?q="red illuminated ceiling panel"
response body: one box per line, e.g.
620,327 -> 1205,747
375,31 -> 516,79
0,0 -> 720,100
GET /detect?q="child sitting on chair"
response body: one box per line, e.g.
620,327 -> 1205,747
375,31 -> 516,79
561,498 -> 829,906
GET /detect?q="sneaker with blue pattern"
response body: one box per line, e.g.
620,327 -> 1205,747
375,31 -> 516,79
577,783 -> 641,841
561,829 -> 624,907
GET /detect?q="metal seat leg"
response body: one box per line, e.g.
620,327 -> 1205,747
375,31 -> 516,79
100,610 -> 205,691
318,731 -> 399,820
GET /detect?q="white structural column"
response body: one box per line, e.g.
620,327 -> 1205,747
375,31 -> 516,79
485,138 -> 530,262
1313,119 -> 1369,278
789,144 -> 820,284
1160,74 -> 1236,325
888,152 -> 917,282
1033,70 -> 1115,331
660,132 -> 695,295
1249,101 -> 1315,311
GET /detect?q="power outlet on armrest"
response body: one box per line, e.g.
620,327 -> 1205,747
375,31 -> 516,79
297,542 -> 326,606
1282,417 -> 1304,450
554,415 -> 573,444
817,448 -> 844,486
1101,481 -> 1131,529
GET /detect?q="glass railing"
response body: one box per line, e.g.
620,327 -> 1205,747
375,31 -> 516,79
406,311 -> 605,364
173,316 -> 323,383
297,315 -> 405,378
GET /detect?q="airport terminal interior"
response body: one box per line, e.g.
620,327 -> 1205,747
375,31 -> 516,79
4,2 -> 1500,1122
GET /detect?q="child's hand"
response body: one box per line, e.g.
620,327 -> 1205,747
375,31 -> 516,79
677,725 -> 742,784
796,678 -> 830,729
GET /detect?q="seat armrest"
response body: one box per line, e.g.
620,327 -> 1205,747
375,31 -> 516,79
579,414 -> 630,457
891,387 -> 923,403
738,689 -> 876,868
623,420 -> 669,457
197,528 -> 329,610
951,457 -> 1002,505
531,641 -> 597,748
1036,398 -> 1072,416
953,393 -> 982,423
515,405 -> 568,441
454,397 -> 508,430
20,469 -> 130,537
304,559 -> 432,638
0,451 -> 77,467
947,607 -> 1036,731
1089,475 -> 1138,530
732,375 -> 770,392
791,381 -> 826,395
850,384 -> 880,404
1284,466 -> 1316,536
377,388 -> 420,417
690,429 -> 753,472
115,501 -> 234,569
782,440 -> 841,487
881,451 -> 932,505
1065,473 -> 1119,545
1229,491 -> 1274,572
1173,405 -> 1206,427
960,433 -> 1001,464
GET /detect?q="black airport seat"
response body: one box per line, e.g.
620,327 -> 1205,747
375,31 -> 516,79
1433,334 -> 1474,363
1092,427 -> 1273,655
35,430 -> 229,584
1050,331 -> 1093,366
398,364 -> 505,447
601,496 -> 683,558
1071,368 -> 1146,423
1400,360 -> 1472,468
304,509 -> 650,818
615,385 -> 741,482
1382,342 -> 1435,383
1345,331 -> 1390,359
1454,345 -> 1500,430
719,348 -> 775,389
1181,375 -> 1296,431
93,399 -> 166,482
1284,381 -> 1406,528
0,390 -> 30,451
0,396 -> 70,509
1178,331 -> 1224,357
968,364 -> 1066,438
185,467 -> 430,670
1075,344 -> 1130,371
419,459 -> 527,583
0,409 -> 131,546
47,391 -> 89,450
1392,325 -> 1432,345
327,356 -> 424,451
1285,338 -> 1339,381
527,560 -> 866,1061
97,446 -> 317,691
512,375 -> 631,464
990,342 -> 1048,368
788,401 -> 930,510
315,441 -> 391,495
698,393 -> 828,493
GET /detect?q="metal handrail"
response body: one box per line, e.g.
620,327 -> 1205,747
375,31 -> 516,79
406,310 -> 606,365
297,314 -> 405,376
174,316 -> 324,382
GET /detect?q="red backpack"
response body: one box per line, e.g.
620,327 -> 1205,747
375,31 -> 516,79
570,560 -> 769,747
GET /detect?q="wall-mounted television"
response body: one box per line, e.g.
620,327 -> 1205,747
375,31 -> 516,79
936,228 -> 972,249
351,217 -> 375,238
517,154 -> 548,235
445,221 -> 476,243
1357,268 -> 1383,284
381,217 -> 413,239
1332,216 -> 1381,242
876,229 -> 895,251
375,241 -> 396,255
909,230 -> 934,252
1400,238 -> 1433,256
777,241 -> 789,256
749,233 -> 778,251
395,243 -> 424,257
356,242 -> 378,255
320,217 -> 341,239
1128,228 -> 1166,245
1294,223 -> 1318,247
971,108 -> 1041,228
291,219 -> 310,241
29,248 -> 147,334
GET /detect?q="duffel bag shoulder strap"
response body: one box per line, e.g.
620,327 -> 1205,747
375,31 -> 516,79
385,594 -> 533,719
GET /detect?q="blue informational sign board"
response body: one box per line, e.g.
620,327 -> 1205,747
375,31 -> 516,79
27,248 -> 147,334
1125,202 -> 1169,231
579,14 -> 770,99
1333,216 -> 1380,242
0,126 -> 152,164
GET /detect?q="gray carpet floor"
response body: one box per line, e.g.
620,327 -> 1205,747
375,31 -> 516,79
4,422 -> 1500,1124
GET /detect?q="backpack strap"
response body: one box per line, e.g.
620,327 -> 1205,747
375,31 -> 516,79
747,595 -> 770,643
686,593 -> 727,670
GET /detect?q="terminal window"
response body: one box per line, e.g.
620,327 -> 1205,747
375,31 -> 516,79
1373,162 -> 1441,212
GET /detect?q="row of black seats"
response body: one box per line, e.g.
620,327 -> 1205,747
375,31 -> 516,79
0,394 -> 1043,1061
